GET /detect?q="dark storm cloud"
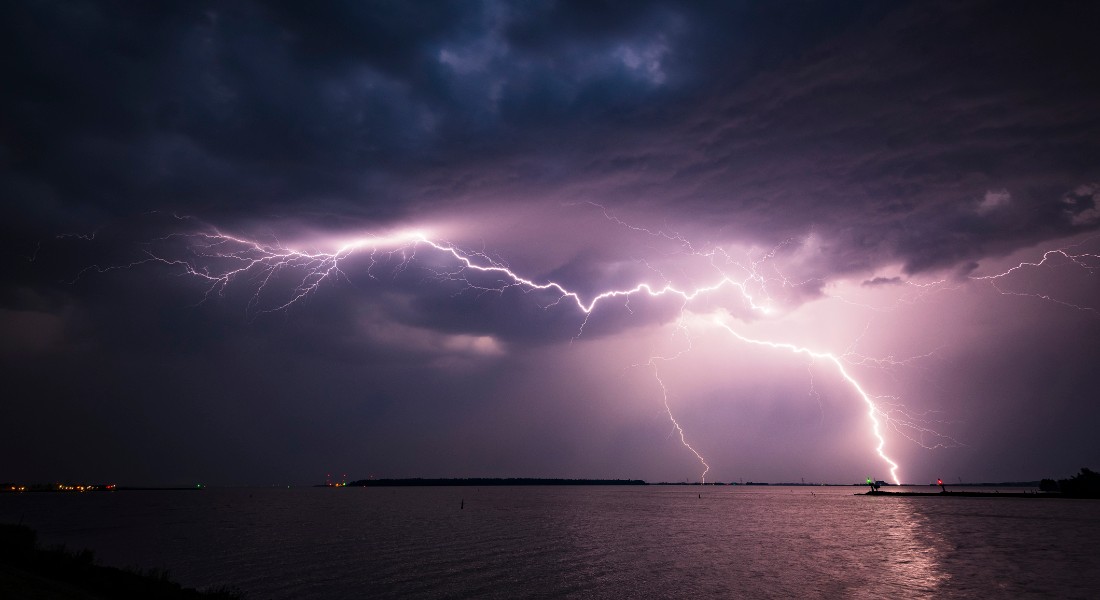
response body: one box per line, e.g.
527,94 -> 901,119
4,0 -> 1100,484
5,0 -> 1099,350
2,1 -> 460,233
554,1 -> 1100,275
7,1 -> 1096,266
0,2 -> 873,228
399,1 -> 1100,278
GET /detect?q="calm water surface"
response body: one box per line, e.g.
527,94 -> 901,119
2,486 -> 1098,598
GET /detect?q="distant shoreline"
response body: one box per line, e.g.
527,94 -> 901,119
342,478 -> 647,487
333,478 -> 1047,488
0,486 -> 203,494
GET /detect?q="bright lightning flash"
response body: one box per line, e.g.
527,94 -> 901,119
74,218 -> 1019,486
708,314 -> 899,484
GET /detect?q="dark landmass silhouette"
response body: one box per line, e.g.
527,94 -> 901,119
1039,467 -> 1100,498
863,468 -> 1099,499
0,523 -> 241,599
346,478 -> 647,487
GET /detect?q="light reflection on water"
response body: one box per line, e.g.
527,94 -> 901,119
2,486 -> 1097,598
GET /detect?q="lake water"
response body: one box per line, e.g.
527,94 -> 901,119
2,486 -> 1098,598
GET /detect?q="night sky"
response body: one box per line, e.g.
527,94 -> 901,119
3,1 -> 1099,486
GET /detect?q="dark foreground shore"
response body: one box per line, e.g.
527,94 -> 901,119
0,523 -> 241,599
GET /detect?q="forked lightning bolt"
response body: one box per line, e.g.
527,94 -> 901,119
58,215 -> 1100,484
74,223 -> 918,483
970,244 -> 1100,315
709,316 -> 900,485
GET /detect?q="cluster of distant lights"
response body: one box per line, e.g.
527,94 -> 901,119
72,210 -> 1098,485
3,484 -> 117,492
57,484 -> 103,492
325,474 -> 349,487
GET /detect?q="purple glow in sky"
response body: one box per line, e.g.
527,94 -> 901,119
3,1 -> 1099,485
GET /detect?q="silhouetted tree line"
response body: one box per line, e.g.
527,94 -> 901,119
0,523 -> 243,599
1039,468 -> 1100,498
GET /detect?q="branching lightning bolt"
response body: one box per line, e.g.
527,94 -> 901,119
69,215 -> 1092,485
647,359 -> 711,483
76,223 -> 898,480
105,222 -> 897,483
708,316 -> 900,483
969,244 -> 1100,315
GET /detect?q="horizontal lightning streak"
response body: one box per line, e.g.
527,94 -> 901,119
970,247 -> 1100,315
418,238 -> 773,316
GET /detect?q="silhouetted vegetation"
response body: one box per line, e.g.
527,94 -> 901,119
1046,468 -> 1100,498
346,477 -> 647,487
0,523 -> 243,599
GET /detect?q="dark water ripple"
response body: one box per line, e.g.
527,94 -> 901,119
3,486 -> 1098,598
